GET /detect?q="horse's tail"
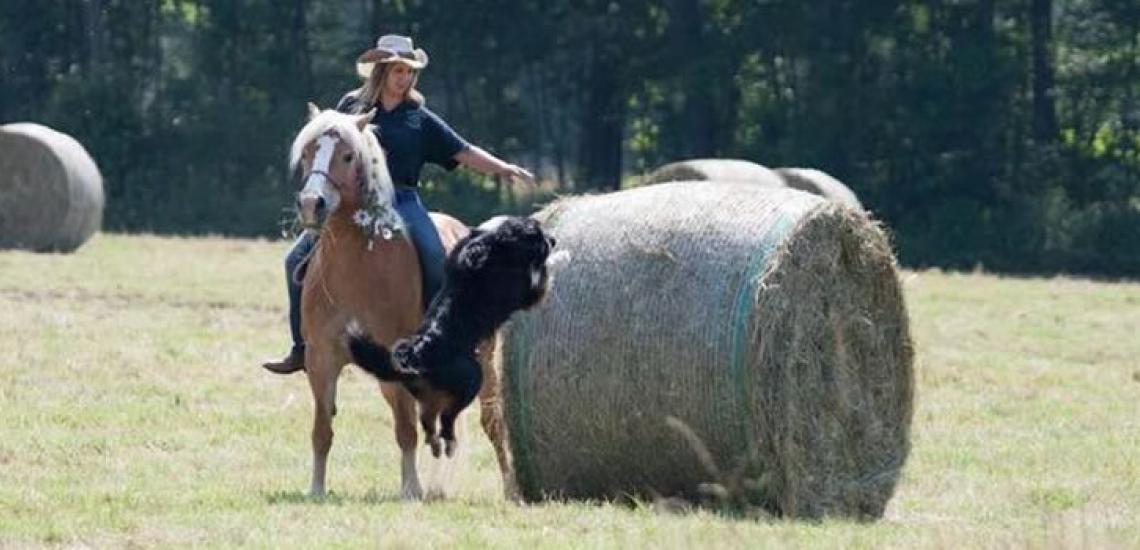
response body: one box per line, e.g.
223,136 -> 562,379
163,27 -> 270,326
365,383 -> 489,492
346,321 -> 417,382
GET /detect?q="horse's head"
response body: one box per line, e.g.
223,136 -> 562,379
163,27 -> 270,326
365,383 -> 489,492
290,103 -> 398,232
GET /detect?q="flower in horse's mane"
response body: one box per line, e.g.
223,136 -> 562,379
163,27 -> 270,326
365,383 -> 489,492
352,210 -> 374,227
354,185 -> 404,249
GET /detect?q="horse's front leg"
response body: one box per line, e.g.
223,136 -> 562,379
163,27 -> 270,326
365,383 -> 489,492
380,382 -> 423,500
478,335 -> 521,501
305,347 -> 340,497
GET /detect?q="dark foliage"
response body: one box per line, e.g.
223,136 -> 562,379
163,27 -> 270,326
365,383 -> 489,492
1,0 -> 1137,276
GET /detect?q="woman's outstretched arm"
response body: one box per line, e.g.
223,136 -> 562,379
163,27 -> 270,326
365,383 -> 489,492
454,146 -> 535,184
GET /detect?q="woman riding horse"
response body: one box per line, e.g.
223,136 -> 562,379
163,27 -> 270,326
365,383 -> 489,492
264,34 -> 534,375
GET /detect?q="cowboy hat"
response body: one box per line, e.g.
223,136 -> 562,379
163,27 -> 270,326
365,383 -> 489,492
356,34 -> 429,79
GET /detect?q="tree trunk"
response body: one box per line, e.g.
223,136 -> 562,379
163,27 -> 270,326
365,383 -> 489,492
530,64 -> 549,182
1030,0 -> 1058,142
290,0 -> 313,101
667,0 -> 715,157
578,46 -> 624,191
82,0 -> 106,74
369,0 -> 384,40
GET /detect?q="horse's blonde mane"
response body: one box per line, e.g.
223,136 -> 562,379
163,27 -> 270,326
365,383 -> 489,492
289,109 -> 396,210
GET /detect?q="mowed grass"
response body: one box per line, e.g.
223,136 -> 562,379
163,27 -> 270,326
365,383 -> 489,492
1,233 -> 1138,548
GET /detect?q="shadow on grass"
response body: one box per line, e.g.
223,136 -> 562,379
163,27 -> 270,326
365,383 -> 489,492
263,489 -> 406,506
263,486 -> 460,507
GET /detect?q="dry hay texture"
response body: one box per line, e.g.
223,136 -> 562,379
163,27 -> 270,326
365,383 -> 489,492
643,158 -> 785,188
774,167 -> 863,211
500,181 -> 914,519
0,123 -> 104,252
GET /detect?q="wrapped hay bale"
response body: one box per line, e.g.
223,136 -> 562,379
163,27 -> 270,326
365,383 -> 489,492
643,158 -> 785,188
0,123 -> 104,252
501,181 -> 913,519
775,167 -> 863,211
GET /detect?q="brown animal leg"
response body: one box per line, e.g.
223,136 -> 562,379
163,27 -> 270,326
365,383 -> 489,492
478,336 -> 521,501
381,382 -> 423,500
305,353 -> 339,497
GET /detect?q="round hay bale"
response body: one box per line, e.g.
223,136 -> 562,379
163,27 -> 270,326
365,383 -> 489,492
643,158 -> 785,188
501,181 -> 913,519
774,167 -> 863,211
0,123 -> 104,252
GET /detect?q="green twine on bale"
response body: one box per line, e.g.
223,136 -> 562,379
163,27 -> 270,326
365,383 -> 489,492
505,303 -> 541,501
727,207 -> 803,457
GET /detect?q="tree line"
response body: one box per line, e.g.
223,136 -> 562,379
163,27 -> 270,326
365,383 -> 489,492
2,0 -> 1138,275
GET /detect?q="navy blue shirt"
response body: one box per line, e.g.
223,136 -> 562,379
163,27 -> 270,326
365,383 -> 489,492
336,91 -> 469,187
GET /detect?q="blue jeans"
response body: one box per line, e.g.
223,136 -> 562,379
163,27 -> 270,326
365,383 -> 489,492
284,186 -> 446,351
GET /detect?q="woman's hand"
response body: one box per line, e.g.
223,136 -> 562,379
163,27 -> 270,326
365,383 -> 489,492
455,146 -> 536,186
500,163 -> 535,186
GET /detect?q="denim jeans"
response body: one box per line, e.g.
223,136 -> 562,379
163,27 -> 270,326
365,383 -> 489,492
284,186 -> 446,350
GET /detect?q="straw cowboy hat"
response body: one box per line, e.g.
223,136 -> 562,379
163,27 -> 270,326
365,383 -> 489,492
356,34 -> 429,79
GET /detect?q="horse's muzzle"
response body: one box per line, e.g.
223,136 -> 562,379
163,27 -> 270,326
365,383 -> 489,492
297,194 -> 328,228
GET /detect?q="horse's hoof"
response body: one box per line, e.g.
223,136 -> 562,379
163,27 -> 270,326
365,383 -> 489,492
401,484 -> 424,501
503,478 -> 523,503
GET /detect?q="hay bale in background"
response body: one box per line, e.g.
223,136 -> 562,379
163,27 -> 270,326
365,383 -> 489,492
644,161 -> 864,212
0,123 -> 104,252
500,182 -> 913,519
774,167 -> 863,211
643,158 -> 785,188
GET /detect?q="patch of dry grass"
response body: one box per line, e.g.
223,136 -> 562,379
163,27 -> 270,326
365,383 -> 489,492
1,234 -> 1137,547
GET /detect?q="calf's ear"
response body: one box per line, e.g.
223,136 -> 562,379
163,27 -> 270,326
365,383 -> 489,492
457,240 -> 490,270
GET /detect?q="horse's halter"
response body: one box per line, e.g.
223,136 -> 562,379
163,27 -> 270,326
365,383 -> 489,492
309,133 -> 361,189
298,130 -> 362,228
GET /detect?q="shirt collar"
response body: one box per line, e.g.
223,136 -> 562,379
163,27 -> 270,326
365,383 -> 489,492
378,100 -> 415,115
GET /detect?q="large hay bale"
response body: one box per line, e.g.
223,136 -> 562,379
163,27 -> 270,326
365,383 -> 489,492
500,182 -> 913,519
643,158 -> 785,188
775,167 -> 863,211
0,123 -> 104,252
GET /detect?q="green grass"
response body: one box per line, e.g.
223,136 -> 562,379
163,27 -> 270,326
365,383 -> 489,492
2,234 -> 1138,548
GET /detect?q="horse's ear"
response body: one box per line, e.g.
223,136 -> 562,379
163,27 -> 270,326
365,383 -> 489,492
355,109 -> 377,130
307,102 -> 321,120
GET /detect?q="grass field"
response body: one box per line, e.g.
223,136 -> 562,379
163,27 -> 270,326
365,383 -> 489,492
1,233 -> 1138,548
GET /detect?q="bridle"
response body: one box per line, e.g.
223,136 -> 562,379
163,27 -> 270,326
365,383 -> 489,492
304,130 -> 365,193
307,167 -> 353,192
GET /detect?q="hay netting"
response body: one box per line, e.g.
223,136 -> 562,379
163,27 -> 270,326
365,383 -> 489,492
644,159 -> 785,188
0,123 -> 104,252
500,181 -> 914,519
774,167 -> 863,211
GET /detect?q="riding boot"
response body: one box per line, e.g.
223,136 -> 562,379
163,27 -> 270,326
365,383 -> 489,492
262,344 -> 306,374
262,232 -> 315,375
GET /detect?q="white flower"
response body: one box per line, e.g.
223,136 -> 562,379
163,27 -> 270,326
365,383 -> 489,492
352,210 -> 373,227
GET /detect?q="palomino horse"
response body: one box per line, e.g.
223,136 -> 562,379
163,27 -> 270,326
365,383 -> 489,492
290,103 -> 516,499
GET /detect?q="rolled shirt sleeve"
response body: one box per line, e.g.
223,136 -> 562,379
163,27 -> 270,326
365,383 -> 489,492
420,107 -> 469,171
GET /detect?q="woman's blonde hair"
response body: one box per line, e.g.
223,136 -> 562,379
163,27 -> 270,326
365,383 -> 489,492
354,62 -> 425,113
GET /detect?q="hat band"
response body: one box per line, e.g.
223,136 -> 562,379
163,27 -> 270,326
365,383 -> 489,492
375,49 -> 419,62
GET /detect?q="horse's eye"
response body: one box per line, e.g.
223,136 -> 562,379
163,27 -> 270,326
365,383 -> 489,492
342,153 -> 353,163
